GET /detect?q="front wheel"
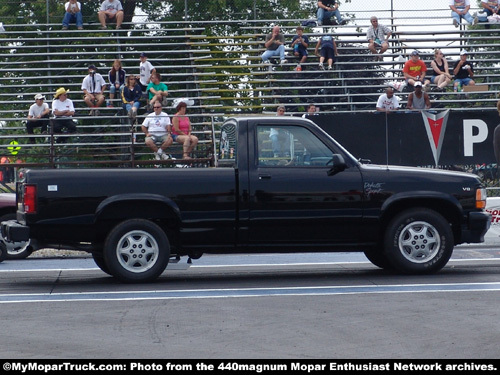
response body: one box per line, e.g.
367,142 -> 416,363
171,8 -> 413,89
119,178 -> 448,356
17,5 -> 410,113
384,209 -> 454,274
104,219 -> 170,282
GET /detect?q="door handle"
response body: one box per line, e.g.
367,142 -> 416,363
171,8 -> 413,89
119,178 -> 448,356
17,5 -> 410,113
258,174 -> 271,180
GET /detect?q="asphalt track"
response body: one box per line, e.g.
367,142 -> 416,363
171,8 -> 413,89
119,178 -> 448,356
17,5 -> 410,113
0,247 -> 499,358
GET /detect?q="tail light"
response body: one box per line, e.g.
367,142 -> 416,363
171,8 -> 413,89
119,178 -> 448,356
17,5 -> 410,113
23,184 -> 37,214
476,188 -> 487,209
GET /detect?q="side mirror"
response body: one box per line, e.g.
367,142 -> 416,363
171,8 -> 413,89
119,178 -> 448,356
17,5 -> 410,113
327,154 -> 348,176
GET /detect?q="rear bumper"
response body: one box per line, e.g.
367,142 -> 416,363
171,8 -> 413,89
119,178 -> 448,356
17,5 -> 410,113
461,211 -> 491,243
1,220 -> 30,243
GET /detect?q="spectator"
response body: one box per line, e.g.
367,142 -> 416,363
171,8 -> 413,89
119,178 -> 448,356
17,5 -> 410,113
481,0 -> 500,16
108,59 -> 126,107
269,106 -> 290,158
316,1 -> 346,26
314,34 -> 338,70
141,102 -> 173,161
407,82 -> 431,110
302,103 -> 318,118
172,101 -> 198,160
376,87 -> 399,113
51,88 -> 77,140
26,94 -> 50,142
261,26 -> 287,66
449,0 -> 478,27
403,51 -> 430,89
453,50 -> 475,91
98,0 -> 124,30
291,26 -> 309,71
139,52 -> 156,92
367,16 -> 392,59
430,49 -> 452,92
62,0 -> 83,30
81,64 -> 107,116
122,74 -> 142,120
147,72 -> 169,109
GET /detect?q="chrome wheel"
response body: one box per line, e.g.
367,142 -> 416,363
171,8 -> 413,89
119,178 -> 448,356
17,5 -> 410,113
398,221 -> 440,264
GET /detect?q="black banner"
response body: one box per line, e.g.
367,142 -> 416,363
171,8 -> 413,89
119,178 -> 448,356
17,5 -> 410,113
309,110 -> 500,166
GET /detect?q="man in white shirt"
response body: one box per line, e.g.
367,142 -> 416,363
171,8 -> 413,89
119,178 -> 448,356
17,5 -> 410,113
141,103 -> 173,160
27,94 -> 51,141
139,52 -> 156,91
98,0 -> 124,30
449,0 -> 477,27
376,87 -> 400,113
81,64 -> 107,115
51,87 -> 77,140
62,0 -> 83,30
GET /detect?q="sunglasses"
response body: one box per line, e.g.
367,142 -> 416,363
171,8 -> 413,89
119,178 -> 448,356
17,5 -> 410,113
153,106 -> 162,109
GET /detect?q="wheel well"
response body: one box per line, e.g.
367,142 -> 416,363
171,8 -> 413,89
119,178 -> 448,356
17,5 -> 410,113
380,199 -> 462,245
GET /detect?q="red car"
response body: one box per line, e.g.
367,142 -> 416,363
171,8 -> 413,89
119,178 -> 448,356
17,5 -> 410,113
0,193 -> 32,259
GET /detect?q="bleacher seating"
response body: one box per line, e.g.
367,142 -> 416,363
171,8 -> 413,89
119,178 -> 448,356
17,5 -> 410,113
0,6 -> 499,173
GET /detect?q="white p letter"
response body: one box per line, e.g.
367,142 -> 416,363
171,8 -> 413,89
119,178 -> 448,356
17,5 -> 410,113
463,120 -> 488,156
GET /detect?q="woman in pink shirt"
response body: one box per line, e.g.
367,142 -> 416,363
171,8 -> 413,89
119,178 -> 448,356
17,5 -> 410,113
171,101 -> 198,159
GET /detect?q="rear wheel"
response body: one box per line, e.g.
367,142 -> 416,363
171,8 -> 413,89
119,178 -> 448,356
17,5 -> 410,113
0,213 -> 33,260
384,208 -> 454,274
104,219 -> 170,282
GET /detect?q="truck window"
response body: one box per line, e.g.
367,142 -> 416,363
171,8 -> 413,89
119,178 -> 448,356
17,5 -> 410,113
219,122 -> 237,166
257,125 -> 333,167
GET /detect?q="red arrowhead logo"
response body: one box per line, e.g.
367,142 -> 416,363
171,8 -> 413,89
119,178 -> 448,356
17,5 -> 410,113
422,110 -> 449,166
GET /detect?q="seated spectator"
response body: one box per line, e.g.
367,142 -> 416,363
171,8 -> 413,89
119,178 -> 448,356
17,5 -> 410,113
453,50 -> 475,91
261,26 -> 287,66
314,34 -> 338,70
376,87 -> 399,113
62,0 -> 83,30
108,59 -> 126,107
147,72 -> 169,109
98,0 -> 124,30
141,103 -> 173,161
51,88 -> 77,140
367,16 -> 392,59
27,94 -> 50,142
172,101 -> 198,160
481,0 -> 500,16
302,103 -> 318,118
270,106 -> 291,157
122,75 -> 142,120
81,64 -> 107,116
316,1 -> 346,26
291,26 -> 309,71
407,82 -> 431,110
430,49 -> 452,92
403,51 -> 430,89
449,0 -> 477,27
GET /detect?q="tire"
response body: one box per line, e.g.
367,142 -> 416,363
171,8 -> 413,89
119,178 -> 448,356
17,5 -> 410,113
92,252 -> 112,276
363,248 -> 393,270
384,208 -> 454,274
103,219 -> 170,283
0,213 -> 33,260
0,242 -> 7,263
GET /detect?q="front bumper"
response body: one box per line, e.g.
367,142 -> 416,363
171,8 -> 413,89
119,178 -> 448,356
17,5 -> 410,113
1,220 -> 30,243
461,211 -> 492,243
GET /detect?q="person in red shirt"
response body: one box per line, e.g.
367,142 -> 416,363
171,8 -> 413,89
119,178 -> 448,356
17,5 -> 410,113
403,50 -> 430,89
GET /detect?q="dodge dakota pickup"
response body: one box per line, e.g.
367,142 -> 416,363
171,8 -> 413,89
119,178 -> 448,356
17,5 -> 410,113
0,116 -> 491,282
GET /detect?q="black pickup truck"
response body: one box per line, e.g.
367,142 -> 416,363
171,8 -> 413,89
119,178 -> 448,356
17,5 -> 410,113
1,116 -> 491,282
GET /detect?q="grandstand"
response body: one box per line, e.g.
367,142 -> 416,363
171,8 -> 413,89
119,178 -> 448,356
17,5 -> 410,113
0,1 -> 499,174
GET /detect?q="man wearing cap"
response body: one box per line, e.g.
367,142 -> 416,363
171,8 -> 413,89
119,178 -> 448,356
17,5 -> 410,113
51,88 -> 77,140
82,64 -> 107,116
98,0 -> 124,30
407,82 -> 431,110
26,94 -> 51,141
453,50 -> 475,90
139,53 -> 156,92
141,102 -> 173,161
403,51 -> 430,89
366,16 -> 392,58
376,87 -> 400,113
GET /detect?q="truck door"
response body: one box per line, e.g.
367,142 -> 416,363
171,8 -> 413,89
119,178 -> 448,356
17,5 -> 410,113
247,123 -> 364,246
